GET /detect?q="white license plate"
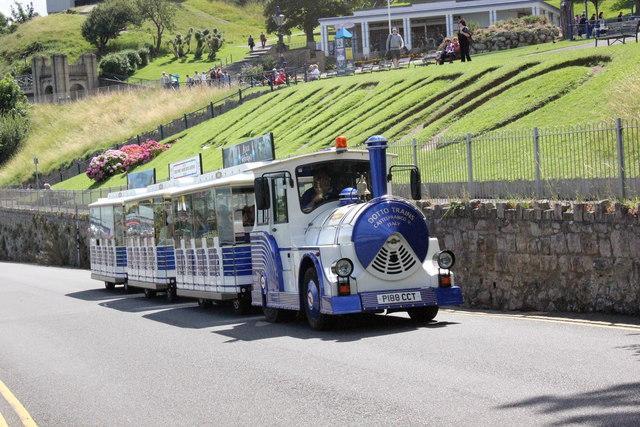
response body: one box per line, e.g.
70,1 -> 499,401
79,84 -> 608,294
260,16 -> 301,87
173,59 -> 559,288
377,291 -> 422,305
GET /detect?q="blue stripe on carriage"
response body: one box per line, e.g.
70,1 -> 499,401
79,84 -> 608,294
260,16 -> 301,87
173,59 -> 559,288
115,247 -> 127,267
156,246 -> 176,271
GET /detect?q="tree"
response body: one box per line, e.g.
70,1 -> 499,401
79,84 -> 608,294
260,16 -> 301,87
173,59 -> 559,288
0,13 -> 8,34
82,0 -> 138,54
0,75 -> 28,117
135,0 -> 177,54
10,1 -> 37,24
263,0 -> 353,43
206,29 -> 224,60
611,0 -> 640,14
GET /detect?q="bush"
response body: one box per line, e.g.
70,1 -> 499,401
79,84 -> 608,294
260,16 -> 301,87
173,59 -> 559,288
121,49 -> 142,69
0,75 -> 28,116
86,140 -> 168,182
0,114 -> 29,165
99,52 -> 135,77
138,47 -> 150,67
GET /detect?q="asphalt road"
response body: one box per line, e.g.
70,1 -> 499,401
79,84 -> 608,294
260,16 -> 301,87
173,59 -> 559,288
1,262 -> 639,426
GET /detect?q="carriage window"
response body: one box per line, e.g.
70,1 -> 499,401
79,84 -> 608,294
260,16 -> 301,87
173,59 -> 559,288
138,201 -> 155,239
173,195 -> 193,243
204,189 -> 218,239
100,206 -> 115,240
272,177 -> 288,224
114,205 -> 125,246
215,187 -> 234,245
191,191 -> 209,240
296,160 -> 371,213
232,187 -> 255,243
154,198 -> 173,246
125,203 -> 139,239
90,207 -> 100,240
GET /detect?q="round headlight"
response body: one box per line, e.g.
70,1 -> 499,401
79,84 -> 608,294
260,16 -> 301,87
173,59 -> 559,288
334,258 -> 354,277
436,250 -> 455,269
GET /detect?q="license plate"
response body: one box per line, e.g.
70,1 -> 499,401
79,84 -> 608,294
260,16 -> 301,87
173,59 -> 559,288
377,291 -> 422,305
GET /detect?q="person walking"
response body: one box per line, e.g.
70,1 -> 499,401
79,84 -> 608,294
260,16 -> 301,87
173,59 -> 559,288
385,27 -> 405,68
260,33 -> 267,49
457,19 -> 472,62
248,35 -> 255,52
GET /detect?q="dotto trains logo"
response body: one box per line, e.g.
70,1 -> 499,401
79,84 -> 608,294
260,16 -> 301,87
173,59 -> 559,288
366,206 -> 417,229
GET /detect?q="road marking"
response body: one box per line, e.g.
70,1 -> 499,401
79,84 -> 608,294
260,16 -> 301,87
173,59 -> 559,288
442,309 -> 640,332
0,411 -> 8,427
0,379 -> 37,427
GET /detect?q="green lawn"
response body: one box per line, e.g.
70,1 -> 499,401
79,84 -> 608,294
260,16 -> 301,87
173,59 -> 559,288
53,40 -> 640,190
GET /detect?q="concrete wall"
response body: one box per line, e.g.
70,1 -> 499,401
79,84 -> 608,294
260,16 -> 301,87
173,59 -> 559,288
0,208 -> 89,268
421,200 -> 640,315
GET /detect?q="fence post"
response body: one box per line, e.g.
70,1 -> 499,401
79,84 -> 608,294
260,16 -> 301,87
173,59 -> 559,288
615,117 -> 626,199
159,124 -> 165,140
238,88 -> 243,103
533,127 -> 542,198
136,134 -> 141,144
183,114 -> 188,129
411,138 -> 418,167
466,133 -> 474,198
209,102 -> 215,118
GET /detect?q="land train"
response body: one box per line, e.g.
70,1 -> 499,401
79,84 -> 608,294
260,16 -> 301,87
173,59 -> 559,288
89,136 -> 463,329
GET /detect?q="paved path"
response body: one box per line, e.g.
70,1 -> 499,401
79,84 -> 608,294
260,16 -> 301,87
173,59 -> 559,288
1,262 -> 639,425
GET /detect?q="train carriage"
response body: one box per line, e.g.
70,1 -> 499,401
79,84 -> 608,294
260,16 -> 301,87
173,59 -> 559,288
89,134 -> 463,329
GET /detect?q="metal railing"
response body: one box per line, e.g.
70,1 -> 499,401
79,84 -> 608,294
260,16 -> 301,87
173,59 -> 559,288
0,187 -> 125,214
387,118 -> 640,200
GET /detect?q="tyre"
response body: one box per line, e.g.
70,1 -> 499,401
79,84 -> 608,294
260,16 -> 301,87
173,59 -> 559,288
407,306 -> 439,322
144,288 -> 156,298
302,268 -> 332,330
165,284 -> 177,303
232,296 -> 252,315
104,282 -> 115,290
263,306 -> 295,323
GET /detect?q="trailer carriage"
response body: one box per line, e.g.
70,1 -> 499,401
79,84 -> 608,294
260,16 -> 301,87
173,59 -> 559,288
89,135 -> 463,329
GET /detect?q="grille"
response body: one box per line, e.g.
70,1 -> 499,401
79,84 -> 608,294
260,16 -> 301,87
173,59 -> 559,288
366,233 -> 420,281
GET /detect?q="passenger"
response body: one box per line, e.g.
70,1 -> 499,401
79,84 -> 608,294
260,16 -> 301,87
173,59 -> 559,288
300,169 -> 337,211
242,205 -> 255,227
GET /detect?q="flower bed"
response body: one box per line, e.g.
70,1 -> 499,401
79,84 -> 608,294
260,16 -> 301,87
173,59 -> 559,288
86,140 -> 168,182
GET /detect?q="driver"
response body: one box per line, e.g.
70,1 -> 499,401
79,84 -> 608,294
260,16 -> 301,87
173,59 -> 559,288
301,169 -> 336,211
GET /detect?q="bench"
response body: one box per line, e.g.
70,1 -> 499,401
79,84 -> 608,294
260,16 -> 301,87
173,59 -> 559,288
415,50 -> 438,66
595,19 -> 639,46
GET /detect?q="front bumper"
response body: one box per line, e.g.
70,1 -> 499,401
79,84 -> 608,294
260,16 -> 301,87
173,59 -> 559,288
324,286 -> 463,314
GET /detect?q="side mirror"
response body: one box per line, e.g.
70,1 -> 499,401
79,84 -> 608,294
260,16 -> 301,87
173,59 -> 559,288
410,168 -> 421,200
254,177 -> 270,210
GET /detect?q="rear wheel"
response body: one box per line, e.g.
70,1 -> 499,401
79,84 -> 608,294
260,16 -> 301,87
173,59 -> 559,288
144,288 -> 156,298
104,282 -> 115,290
407,306 -> 439,322
302,268 -> 332,330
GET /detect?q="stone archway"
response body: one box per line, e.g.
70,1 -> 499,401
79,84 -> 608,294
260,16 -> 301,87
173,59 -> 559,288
69,83 -> 86,100
44,85 -> 53,94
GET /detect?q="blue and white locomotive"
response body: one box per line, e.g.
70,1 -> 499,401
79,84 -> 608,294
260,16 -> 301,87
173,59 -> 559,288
89,135 -> 462,329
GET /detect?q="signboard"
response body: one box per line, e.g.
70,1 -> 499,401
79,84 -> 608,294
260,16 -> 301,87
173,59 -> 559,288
222,133 -> 275,168
169,154 -> 203,180
127,169 -> 156,189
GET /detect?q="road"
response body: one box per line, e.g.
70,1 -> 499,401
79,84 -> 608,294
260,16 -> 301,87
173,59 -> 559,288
0,262 -> 639,426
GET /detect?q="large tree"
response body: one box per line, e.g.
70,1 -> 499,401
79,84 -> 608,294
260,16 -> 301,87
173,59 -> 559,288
135,0 -> 178,54
263,0 -> 353,43
81,0 -> 138,54
610,0 -> 640,14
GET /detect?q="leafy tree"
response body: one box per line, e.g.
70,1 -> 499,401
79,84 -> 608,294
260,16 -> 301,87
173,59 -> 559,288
0,12 -> 8,34
10,1 -> 37,24
168,33 -> 187,58
263,0 -> 353,43
135,0 -> 177,54
0,76 -> 29,165
610,0 -> 640,14
0,75 -> 28,117
206,29 -> 224,60
193,29 -> 209,60
82,0 -> 138,54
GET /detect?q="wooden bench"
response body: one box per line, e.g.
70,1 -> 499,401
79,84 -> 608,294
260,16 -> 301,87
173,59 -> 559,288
595,19 -> 639,46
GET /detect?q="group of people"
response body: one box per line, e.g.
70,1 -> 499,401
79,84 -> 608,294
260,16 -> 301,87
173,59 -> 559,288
160,69 -> 231,89
248,33 -> 268,51
574,11 -> 623,38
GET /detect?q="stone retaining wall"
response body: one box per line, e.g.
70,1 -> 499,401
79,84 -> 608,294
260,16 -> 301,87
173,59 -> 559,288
421,200 -> 640,315
0,208 -> 89,268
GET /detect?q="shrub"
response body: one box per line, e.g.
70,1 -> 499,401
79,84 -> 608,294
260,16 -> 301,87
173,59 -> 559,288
121,49 -> 142,69
99,52 -> 135,77
86,140 -> 168,181
137,47 -> 150,66
0,75 -> 28,116
0,114 -> 29,165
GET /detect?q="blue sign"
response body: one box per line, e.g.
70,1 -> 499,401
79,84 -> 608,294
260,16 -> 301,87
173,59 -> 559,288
127,169 -> 156,189
352,197 -> 429,269
222,133 -> 275,168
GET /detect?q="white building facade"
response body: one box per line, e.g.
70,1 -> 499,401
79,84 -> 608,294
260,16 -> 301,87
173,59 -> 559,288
47,0 -> 75,13
319,0 -> 560,57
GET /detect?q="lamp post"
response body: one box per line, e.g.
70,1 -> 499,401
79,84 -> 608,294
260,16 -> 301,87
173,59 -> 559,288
33,156 -> 39,189
273,5 -> 286,53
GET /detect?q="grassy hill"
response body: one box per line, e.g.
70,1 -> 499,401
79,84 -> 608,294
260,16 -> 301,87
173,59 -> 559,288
0,84 -> 252,187
0,0 -> 267,77
52,40 -> 640,190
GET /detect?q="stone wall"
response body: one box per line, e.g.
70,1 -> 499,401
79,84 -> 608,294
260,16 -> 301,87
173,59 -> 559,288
470,19 -> 560,53
421,200 -> 640,315
0,208 -> 89,268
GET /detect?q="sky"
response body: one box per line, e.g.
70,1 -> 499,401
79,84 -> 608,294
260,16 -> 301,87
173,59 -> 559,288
0,0 -> 48,18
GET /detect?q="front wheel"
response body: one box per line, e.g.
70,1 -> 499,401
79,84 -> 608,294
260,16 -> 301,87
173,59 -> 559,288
104,282 -> 115,290
302,268 -> 332,330
407,306 -> 439,322
144,288 -> 156,298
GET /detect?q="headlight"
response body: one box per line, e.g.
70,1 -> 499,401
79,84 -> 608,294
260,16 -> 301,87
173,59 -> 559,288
332,258 -> 354,277
435,250 -> 455,269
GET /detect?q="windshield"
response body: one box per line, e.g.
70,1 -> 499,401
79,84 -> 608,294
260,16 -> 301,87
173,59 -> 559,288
296,160 -> 370,213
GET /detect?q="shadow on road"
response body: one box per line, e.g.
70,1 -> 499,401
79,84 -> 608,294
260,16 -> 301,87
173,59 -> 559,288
143,305 -> 262,329
617,343 -> 640,359
211,313 -> 459,343
66,288 -> 134,302
496,382 -> 640,425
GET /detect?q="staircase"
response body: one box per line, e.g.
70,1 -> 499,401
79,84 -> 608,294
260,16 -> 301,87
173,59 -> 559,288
224,44 -> 274,75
